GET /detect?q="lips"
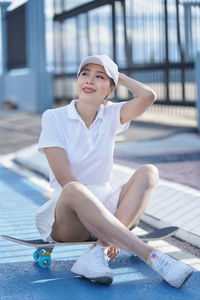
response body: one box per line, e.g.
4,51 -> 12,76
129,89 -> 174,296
83,87 -> 96,93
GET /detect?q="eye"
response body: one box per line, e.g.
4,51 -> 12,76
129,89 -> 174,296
96,75 -> 104,79
81,72 -> 88,76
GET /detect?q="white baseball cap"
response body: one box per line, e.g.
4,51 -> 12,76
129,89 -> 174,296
77,54 -> 118,86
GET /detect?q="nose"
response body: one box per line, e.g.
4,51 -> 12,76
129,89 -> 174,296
86,75 -> 94,85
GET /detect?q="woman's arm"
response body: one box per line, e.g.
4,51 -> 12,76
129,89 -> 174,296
44,147 -> 78,187
118,73 -> 157,124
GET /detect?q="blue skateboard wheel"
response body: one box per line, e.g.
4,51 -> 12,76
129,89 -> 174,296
33,249 -> 41,261
38,255 -> 52,268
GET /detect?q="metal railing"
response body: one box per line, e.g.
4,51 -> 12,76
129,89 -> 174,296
52,0 -> 200,106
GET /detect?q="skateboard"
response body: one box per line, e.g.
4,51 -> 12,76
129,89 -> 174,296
1,226 -> 178,269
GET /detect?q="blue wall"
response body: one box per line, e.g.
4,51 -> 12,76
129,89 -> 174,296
196,52 -> 200,132
0,0 -> 53,112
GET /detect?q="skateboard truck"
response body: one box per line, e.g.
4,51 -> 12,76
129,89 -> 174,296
33,246 -> 54,268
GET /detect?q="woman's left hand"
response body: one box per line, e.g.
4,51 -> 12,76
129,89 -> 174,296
107,245 -> 120,261
117,72 -> 126,87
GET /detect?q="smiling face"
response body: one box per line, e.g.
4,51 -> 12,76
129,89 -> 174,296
76,64 -> 116,106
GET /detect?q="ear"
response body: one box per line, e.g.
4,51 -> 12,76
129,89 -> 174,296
108,85 -> 116,96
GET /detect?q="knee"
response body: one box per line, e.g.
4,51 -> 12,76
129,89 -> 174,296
139,164 -> 159,188
61,181 -> 84,206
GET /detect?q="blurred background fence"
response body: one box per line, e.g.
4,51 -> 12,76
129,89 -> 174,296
50,0 -> 200,107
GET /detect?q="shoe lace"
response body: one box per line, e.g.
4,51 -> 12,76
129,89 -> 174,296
95,248 -> 109,267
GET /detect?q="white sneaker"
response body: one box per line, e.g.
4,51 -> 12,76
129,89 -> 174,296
71,244 -> 113,285
149,250 -> 194,288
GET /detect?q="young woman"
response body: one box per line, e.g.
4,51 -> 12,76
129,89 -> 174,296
35,54 -> 193,287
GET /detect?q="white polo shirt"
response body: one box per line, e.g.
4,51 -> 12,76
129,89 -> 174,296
38,99 -> 130,190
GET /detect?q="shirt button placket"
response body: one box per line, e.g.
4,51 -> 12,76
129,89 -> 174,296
88,130 -> 93,149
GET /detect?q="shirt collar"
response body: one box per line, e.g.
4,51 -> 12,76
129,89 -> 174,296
66,99 -> 104,121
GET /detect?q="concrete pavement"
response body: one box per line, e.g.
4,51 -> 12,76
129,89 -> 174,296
0,110 -> 41,155
115,130 -> 200,189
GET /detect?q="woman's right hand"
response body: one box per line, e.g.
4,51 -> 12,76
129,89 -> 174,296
107,245 -> 120,261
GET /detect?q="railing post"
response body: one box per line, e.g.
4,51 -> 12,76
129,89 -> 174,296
0,2 -> 11,107
196,51 -> 200,132
27,0 -> 53,112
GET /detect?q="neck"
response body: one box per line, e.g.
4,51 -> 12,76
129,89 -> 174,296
75,101 -> 100,128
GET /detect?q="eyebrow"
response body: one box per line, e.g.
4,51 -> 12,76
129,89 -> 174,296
81,68 -> 106,75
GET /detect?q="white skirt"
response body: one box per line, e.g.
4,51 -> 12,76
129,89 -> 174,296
35,182 -> 125,243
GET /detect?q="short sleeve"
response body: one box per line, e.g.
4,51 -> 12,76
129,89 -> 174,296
111,102 -> 130,135
38,110 -> 65,153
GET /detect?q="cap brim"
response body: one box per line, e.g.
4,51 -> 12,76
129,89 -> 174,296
77,55 -> 118,85
77,57 -> 104,76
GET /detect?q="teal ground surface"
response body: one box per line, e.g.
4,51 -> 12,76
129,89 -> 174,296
0,165 -> 199,300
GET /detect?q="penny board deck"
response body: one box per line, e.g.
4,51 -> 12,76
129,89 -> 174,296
1,226 -> 179,248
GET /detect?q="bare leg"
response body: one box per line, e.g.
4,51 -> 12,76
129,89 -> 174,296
51,181 -> 154,262
105,164 -> 159,260
115,164 -> 159,228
